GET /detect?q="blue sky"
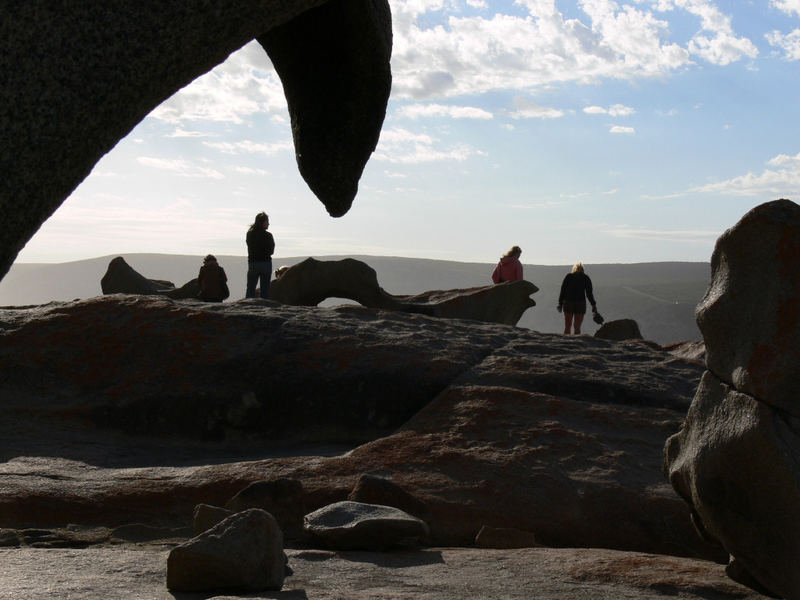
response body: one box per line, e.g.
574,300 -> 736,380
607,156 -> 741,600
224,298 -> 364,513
17,0 -> 800,265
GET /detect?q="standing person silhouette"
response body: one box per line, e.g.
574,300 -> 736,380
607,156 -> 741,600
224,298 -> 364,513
558,262 -> 597,335
491,246 -> 523,283
245,212 -> 275,299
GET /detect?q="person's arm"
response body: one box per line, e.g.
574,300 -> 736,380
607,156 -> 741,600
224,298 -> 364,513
558,274 -> 568,310
585,274 -> 597,310
266,231 -> 275,256
514,261 -> 523,281
221,267 -> 227,283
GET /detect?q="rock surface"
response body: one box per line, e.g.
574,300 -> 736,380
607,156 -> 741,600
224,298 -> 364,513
0,545 -> 769,600
304,501 -> 429,550
664,199 -> 800,599
0,0 -> 392,280
167,508 -> 286,592
0,295 -> 723,562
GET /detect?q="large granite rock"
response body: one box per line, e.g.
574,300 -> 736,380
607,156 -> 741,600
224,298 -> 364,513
696,199 -> 800,415
665,199 -> 800,599
167,508 -> 287,592
0,295 -> 724,561
0,0 -> 392,281
260,256 -> 537,325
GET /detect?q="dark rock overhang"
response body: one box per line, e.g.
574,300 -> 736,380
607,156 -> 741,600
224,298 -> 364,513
0,0 -> 392,280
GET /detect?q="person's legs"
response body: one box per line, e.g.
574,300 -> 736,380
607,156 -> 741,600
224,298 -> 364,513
573,313 -> 585,334
259,258 -> 272,299
246,266 -> 259,298
563,312 -> 573,335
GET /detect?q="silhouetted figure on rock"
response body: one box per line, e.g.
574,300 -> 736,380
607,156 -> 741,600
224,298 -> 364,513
492,246 -> 523,283
558,262 -> 597,335
246,212 -> 275,299
197,255 -> 229,302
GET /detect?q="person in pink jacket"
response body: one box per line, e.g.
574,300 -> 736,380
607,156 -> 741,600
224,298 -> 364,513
491,246 -> 523,283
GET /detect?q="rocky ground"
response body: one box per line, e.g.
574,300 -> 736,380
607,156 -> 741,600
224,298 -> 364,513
0,544 -> 767,600
0,295 -> 766,598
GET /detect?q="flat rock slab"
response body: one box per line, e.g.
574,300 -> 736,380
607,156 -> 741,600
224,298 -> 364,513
304,501 -> 429,549
0,546 -> 770,600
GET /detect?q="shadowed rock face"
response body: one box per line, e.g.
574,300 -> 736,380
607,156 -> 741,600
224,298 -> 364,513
0,0 -> 392,281
664,199 -> 800,598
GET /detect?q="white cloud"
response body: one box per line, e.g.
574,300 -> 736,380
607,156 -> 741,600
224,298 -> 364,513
148,41 -> 287,124
136,157 -> 225,179
691,151 -> 800,196
609,125 -> 635,134
389,0 -> 692,99
398,103 -> 494,119
510,97 -> 565,119
766,28 -> 800,61
652,0 -> 758,65
167,128 -> 212,138
388,0 -> 763,99
602,227 -> 719,243
231,166 -> 269,175
373,127 -> 485,163
202,140 -> 293,155
772,0 -> 800,17
583,105 -> 607,114
583,103 -> 635,116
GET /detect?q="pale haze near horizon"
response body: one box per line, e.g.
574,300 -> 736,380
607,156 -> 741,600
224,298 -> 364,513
15,1 -> 800,266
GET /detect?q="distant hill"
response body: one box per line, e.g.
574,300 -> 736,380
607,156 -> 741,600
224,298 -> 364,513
0,254 -> 709,344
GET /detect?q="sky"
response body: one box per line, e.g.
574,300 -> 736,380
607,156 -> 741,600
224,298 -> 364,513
16,0 -> 800,265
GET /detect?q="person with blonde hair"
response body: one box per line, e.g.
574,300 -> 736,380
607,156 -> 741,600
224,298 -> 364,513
557,262 -> 597,334
491,245 -> 523,284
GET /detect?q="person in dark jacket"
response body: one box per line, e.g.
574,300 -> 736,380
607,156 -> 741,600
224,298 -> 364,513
558,262 -> 597,335
245,211 -> 275,299
197,254 -> 228,302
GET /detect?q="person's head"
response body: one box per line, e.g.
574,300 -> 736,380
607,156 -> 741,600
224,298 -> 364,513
203,254 -> 217,265
250,212 -> 269,231
275,265 -> 290,279
505,245 -> 522,258
572,262 -> 584,273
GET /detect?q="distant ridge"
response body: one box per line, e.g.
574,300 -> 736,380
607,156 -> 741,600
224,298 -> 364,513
0,254 -> 709,344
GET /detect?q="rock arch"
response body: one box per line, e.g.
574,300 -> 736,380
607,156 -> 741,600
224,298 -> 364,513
0,0 -> 392,280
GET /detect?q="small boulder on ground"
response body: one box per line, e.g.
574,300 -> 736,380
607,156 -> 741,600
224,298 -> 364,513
192,504 -> 233,536
226,478 -> 306,539
347,474 -> 431,523
167,508 -> 287,593
595,318 -> 643,341
304,501 -> 430,550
